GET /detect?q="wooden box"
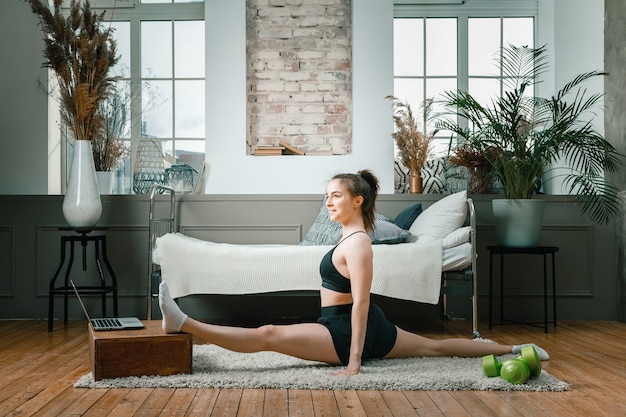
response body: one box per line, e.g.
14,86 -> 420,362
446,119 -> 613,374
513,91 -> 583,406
89,320 -> 192,381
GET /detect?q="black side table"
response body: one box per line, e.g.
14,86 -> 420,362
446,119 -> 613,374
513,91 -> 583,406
488,245 -> 558,333
48,227 -> 118,331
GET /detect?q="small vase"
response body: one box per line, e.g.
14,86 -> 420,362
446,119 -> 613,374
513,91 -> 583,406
62,141 -> 102,228
409,171 -> 422,194
96,170 -> 115,194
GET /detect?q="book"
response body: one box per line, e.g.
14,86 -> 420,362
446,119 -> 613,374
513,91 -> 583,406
254,146 -> 284,155
279,141 -> 305,155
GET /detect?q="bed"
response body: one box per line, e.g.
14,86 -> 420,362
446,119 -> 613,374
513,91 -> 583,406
148,186 -> 480,338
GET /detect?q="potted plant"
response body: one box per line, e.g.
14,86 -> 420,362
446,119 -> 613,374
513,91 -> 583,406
386,96 -> 434,193
437,44 -> 622,247
25,0 -> 119,225
93,87 -> 130,193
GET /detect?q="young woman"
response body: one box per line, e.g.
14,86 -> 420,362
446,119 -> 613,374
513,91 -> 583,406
159,169 -> 549,376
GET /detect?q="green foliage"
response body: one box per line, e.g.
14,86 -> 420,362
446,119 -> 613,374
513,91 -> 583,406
437,45 -> 623,225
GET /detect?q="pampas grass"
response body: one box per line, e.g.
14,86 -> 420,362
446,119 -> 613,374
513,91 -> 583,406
25,0 -> 119,143
386,95 -> 434,174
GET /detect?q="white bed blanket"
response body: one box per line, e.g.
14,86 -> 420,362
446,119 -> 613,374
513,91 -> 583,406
154,232 -> 444,304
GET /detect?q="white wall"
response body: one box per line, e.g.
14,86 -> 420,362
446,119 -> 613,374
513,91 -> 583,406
0,0 -> 605,195
203,0 -> 395,195
541,0 -> 605,194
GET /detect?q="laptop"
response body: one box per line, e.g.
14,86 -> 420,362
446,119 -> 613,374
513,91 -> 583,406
71,280 -> 144,331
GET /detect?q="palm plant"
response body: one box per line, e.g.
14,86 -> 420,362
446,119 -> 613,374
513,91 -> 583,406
437,44 -> 622,225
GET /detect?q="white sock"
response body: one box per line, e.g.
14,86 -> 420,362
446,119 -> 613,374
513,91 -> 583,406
159,282 -> 187,334
512,343 -> 550,360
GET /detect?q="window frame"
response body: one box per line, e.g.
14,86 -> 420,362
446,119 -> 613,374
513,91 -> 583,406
393,0 -> 539,154
53,1 -> 205,194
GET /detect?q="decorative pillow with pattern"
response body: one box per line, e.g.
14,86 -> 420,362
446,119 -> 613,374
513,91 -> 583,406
300,200 -> 392,245
421,158 -> 446,194
394,159 -> 409,194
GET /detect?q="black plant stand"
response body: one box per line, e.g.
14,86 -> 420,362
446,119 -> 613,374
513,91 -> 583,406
488,245 -> 559,333
48,227 -> 118,331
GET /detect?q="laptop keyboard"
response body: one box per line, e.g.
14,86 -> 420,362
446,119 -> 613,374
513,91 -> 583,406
93,318 -> 123,329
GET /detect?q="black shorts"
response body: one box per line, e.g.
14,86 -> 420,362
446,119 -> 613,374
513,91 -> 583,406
317,303 -> 398,366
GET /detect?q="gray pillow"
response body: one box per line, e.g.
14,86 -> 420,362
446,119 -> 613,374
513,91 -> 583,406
300,200 -> 393,246
369,220 -> 412,244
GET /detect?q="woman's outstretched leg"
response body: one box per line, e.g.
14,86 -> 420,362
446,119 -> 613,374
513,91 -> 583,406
385,327 -> 549,360
159,282 -> 342,364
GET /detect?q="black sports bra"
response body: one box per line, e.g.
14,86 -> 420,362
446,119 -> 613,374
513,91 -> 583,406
319,231 -> 367,293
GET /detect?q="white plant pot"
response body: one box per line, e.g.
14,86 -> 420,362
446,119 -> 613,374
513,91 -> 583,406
96,170 -> 115,194
62,141 -> 102,228
492,199 -> 545,248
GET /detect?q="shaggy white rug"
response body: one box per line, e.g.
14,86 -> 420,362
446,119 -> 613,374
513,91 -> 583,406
75,344 -> 569,391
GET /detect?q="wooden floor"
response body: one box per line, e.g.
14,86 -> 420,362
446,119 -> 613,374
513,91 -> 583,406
1,319 -> 626,417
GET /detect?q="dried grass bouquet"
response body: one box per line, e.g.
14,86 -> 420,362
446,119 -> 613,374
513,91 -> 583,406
25,0 -> 119,143
386,96 -> 434,174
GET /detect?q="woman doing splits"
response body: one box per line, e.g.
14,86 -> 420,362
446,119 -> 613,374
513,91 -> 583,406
159,169 -> 549,376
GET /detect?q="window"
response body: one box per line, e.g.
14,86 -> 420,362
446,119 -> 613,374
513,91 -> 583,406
393,1 -> 536,155
59,0 -> 205,194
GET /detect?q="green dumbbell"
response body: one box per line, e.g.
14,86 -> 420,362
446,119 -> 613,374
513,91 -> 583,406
481,345 -> 542,383
482,354 -> 502,377
500,358 -> 531,384
518,345 -> 542,377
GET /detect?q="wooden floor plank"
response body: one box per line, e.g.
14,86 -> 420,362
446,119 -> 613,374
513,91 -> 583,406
426,391 -> 474,417
3,320 -> 626,417
357,390 -> 394,417
403,391 -> 446,417
133,388 -> 177,417
99,388 -> 152,417
334,390 -> 368,417
212,389 -> 243,417
380,391 -> 419,417
235,389 -> 265,417
183,389 -> 219,417
263,389 -> 288,417
310,389 -> 341,417
287,389 -> 315,417
160,389 -> 201,417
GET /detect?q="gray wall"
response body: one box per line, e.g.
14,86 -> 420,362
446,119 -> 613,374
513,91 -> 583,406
0,1 -> 49,194
0,194 -> 618,326
605,0 -> 626,322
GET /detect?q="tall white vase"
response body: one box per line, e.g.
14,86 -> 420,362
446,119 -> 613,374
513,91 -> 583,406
62,140 -> 102,228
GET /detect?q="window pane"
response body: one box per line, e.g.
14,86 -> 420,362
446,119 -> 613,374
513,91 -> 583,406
394,19 -> 423,76
468,18 -> 501,76
468,78 -> 500,106
175,21 -> 205,78
426,18 -> 456,76
109,21 -> 130,77
142,81 -> 172,138
106,79 -> 132,140
393,78 -> 424,116
426,77 -> 456,123
175,140 -> 206,172
175,80 -> 205,138
503,17 -> 534,48
142,21 -> 172,78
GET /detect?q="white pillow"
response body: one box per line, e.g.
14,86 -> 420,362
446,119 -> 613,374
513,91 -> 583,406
409,190 -> 467,242
442,226 -> 471,249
